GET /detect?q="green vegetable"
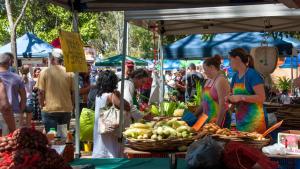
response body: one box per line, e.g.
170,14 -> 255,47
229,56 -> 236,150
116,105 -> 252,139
177,102 -> 187,109
150,105 -> 160,116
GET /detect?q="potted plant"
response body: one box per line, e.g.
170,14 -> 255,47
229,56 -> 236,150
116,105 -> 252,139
276,77 -> 292,95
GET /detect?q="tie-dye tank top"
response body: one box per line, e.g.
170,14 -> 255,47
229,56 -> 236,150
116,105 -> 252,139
232,70 -> 266,134
202,78 -> 219,123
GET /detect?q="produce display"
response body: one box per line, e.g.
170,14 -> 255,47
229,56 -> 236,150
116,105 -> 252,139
124,118 -> 195,140
124,118 -> 196,151
0,127 -> 71,169
201,123 -> 265,140
150,102 -> 187,117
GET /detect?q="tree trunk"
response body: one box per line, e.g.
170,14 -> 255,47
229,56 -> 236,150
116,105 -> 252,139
5,0 -> 30,68
10,30 -> 17,67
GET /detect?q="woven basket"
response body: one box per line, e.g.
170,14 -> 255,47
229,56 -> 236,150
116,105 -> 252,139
187,105 -> 198,113
126,138 -> 195,151
212,135 -> 271,149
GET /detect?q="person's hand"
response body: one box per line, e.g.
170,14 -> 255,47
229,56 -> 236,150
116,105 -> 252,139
227,95 -> 242,103
143,113 -> 153,121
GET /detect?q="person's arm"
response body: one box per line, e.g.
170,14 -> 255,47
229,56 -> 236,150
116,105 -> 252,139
228,84 -> 265,104
18,87 -> 26,113
195,105 -> 203,117
0,80 -> 16,132
109,91 -> 131,111
36,70 -> 46,107
39,90 -> 45,108
215,77 -> 230,127
80,85 -> 92,95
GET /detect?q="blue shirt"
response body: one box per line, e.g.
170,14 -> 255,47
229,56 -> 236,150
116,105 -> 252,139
230,68 -> 264,94
0,71 -> 25,113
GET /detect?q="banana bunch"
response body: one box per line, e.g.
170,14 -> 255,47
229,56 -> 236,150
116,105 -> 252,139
124,118 -> 194,140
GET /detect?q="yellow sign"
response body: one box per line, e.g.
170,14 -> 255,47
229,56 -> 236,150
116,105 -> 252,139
59,30 -> 87,72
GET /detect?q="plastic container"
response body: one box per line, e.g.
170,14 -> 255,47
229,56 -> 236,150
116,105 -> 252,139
47,128 -> 57,143
57,124 -> 68,139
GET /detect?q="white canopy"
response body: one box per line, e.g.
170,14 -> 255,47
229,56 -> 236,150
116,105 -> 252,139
48,0 -> 278,11
125,3 -> 300,35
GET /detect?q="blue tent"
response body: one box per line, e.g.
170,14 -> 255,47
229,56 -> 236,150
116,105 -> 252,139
0,33 -> 53,58
164,32 -> 293,60
279,55 -> 300,68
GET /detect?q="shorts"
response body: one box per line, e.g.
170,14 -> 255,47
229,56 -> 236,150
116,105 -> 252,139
24,99 -> 33,113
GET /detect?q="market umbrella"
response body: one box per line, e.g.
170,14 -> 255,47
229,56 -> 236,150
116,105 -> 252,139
95,54 -> 148,66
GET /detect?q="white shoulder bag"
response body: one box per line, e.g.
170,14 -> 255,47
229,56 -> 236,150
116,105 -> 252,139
98,94 -> 120,134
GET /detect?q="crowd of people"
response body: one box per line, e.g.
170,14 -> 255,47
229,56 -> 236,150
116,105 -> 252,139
0,47 -> 279,159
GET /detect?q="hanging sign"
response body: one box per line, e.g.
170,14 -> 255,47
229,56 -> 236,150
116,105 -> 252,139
59,30 -> 87,72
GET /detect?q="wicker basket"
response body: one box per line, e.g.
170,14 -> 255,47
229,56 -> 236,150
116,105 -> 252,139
126,138 -> 195,151
187,105 -> 198,113
212,135 -> 271,149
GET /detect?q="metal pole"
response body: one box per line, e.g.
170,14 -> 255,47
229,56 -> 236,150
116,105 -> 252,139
119,19 -> 128,140
291,55 -> 294,94
72,9 -> 81,159
185,60 -> 188,102
159,34 -> 164,103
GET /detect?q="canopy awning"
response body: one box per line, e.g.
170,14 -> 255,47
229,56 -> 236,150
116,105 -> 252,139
164,32 -> 293,59
0,32 -> 53,58
48,0 -> 278,12
95,54 -> 148,66
125,3 -> 300,35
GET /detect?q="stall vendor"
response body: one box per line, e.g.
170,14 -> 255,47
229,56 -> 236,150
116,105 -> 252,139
196,55 -> 231,127
226,48 -> 267,134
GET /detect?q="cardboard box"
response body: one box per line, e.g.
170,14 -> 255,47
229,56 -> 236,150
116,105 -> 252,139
278,130 -> 300,155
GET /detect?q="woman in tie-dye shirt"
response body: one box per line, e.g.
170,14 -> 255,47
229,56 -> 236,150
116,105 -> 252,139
196,55 -> 231,127
226,48 -> 267,134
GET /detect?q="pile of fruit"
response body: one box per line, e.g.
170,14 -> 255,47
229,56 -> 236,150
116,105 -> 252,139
0,127 -> 71,169
124,118 -> 195,140
201,123 -> 265,140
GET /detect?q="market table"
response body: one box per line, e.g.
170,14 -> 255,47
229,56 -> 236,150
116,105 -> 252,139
70,158 -> 188,169
124,147 -> 186,169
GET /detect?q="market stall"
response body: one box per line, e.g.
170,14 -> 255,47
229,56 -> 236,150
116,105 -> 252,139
34,1 -> 300,169
123,3 -> 300,169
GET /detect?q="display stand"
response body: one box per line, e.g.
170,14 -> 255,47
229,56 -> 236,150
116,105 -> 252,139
124,147 -> 186,169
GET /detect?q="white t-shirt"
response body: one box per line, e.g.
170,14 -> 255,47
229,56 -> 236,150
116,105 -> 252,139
117,80 -> 143,121
24,78 -> 36,100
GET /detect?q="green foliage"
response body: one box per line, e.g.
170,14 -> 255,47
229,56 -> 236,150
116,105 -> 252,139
193,81 -> 202,106
276,77 -> 292,92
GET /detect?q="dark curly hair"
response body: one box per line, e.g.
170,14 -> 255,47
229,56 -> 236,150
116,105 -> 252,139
96,70 -> 119,97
